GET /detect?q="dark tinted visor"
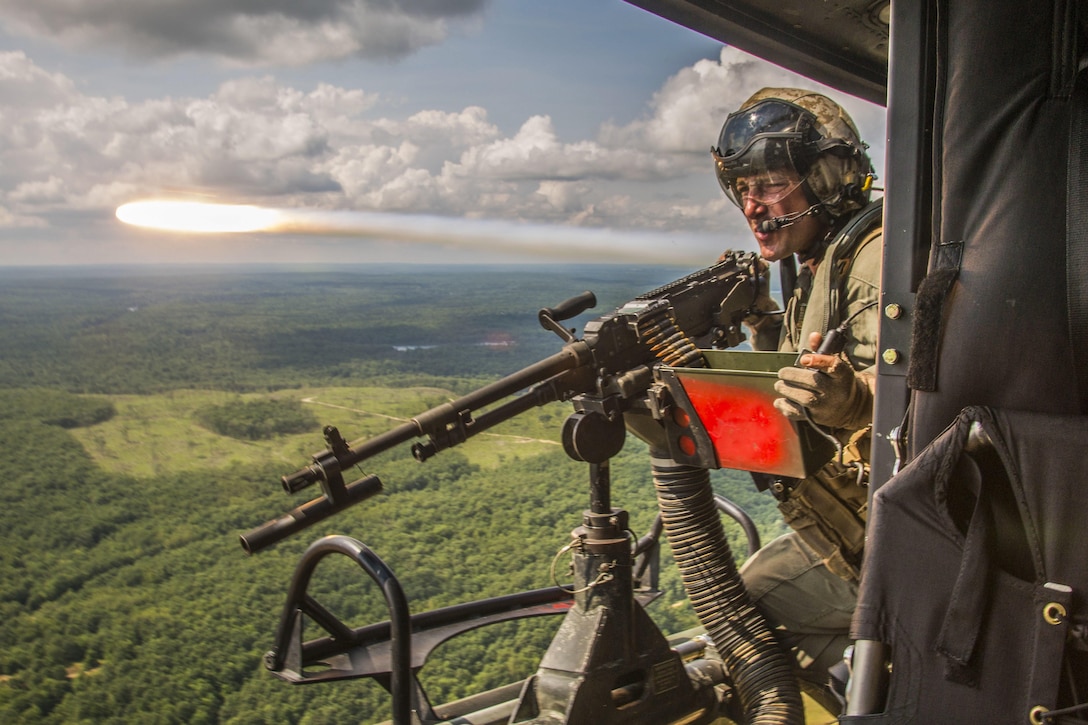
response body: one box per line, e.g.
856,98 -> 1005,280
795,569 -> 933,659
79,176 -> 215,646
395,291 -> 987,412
716,99 -> 815,162
712,99 -> 819,207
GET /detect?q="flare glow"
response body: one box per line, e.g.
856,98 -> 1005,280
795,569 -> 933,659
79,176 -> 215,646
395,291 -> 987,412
116,200 -> 283,233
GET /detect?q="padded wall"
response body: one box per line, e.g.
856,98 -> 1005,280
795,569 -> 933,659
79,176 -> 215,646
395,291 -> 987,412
908,0 -> 1083,453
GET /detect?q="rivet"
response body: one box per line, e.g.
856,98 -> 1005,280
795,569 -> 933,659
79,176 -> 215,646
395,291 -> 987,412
884,303 -> 904,319
882,348 -> 901,365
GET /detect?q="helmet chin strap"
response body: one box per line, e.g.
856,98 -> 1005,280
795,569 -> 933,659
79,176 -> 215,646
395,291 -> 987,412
756,203 -> 823,233
796,208 -> 852,265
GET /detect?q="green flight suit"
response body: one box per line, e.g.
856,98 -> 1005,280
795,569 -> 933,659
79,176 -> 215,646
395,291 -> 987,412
740,213 -> 882,695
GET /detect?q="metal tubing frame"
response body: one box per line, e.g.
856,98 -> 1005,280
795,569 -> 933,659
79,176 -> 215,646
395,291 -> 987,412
267,535 -> 413,724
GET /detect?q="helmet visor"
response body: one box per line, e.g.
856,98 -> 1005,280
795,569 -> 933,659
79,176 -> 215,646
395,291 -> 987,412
716,99 -> 815,160
712,99 -> 817,208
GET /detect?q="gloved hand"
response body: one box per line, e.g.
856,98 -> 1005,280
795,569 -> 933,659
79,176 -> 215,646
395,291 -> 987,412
774,354 -> 874,431
745,287 -> 780,327
726,253 -> 779,330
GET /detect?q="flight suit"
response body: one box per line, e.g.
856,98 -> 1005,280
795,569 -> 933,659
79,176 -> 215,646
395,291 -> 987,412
741,212 -> 882,690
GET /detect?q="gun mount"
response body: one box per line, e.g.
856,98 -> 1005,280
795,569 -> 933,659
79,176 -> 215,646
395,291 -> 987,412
244,251 -> 808,724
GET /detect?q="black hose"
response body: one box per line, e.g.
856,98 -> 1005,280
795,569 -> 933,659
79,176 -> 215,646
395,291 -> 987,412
634,301 -> 801,721
651,456 -> 803,724
715,494 -> 762,558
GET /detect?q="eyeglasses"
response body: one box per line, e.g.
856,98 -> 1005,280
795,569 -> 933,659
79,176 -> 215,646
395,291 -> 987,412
713,152 -> 806,208
732,174 -> 805,206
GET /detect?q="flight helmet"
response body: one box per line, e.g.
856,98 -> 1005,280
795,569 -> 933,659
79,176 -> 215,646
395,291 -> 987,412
713,88 -> 874,219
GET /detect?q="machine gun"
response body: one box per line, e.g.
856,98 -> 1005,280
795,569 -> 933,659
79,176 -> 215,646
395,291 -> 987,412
242,250 -> 761,554
243,249 -> 803,725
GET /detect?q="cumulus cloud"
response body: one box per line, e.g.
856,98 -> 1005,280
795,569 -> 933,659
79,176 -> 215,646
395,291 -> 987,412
0,0 -> 489,66
600,50 -> 774,154
0,46 -> 884,244
599,47 -> 885,164
0,50 -> 75,106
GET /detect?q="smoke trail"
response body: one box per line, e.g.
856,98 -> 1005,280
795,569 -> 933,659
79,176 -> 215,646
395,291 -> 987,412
116,200 -> 726,265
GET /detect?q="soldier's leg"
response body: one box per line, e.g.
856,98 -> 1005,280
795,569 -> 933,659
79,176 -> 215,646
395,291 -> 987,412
740,532 -> 858,689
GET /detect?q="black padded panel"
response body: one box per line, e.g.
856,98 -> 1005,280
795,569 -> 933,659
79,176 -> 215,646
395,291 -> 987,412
908,0 -> 1083,453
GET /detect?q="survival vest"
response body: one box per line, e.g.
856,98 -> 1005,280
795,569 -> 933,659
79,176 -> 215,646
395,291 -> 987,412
776,199 -> 883,581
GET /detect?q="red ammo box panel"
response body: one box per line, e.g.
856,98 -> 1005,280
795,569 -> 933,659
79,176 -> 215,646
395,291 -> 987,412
672,351 -> 815,479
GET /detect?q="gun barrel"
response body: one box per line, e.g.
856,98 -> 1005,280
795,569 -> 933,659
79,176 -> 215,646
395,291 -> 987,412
280,344 -> 592,494
409,344 -> 590,433
242,474 -> 384,554
280,421 -> 420,493
411,372 -> 572,461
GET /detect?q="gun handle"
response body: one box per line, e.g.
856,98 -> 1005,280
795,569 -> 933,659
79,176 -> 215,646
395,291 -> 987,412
539,291 -> 596,341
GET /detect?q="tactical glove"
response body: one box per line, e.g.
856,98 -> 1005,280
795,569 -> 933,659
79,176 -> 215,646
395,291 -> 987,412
745,291 -> 780,327
733,256 -> 780,350
774,357 -> 874,431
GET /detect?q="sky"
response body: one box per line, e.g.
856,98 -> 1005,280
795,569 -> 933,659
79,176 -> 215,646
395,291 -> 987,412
0,0 -> 887,266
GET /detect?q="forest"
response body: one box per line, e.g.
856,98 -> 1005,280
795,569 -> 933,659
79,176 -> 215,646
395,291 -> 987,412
0,264 -> 789,724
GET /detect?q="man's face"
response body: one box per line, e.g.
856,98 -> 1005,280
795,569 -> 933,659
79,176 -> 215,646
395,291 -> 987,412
736,170 -> 827,262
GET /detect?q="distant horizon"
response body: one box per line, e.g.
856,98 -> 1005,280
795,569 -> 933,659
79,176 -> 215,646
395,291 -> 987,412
0,258 -> 784,299
0,259 -> 700,272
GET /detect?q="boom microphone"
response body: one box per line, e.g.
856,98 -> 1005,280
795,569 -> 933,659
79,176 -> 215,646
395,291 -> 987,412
757,204 -> 822,233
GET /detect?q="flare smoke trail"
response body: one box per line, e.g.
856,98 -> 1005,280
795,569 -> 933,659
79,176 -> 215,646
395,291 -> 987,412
115,200 -> 725,265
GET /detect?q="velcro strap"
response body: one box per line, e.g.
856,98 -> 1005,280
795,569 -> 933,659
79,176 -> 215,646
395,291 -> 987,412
907,240 -> 963,392
935,443 -> 991,687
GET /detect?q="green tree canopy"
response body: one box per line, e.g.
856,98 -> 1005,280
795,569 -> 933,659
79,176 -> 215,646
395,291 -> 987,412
196,398 -> 319,440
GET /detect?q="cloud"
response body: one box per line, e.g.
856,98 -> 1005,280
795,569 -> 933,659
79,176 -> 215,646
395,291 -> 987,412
0,50 -> 75,106
600,49 -> 777,154
0,46 -> 884,253
0,0 -> 489,66
598,47 -> 885,162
